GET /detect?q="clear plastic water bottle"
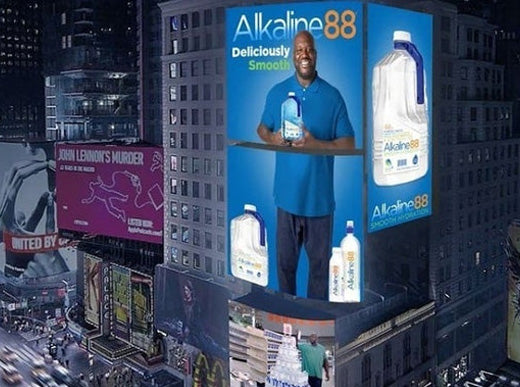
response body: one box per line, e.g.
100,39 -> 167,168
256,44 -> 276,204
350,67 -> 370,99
281,92 -> 303,141
340,220 -> 361,302
372,30 -> 428,186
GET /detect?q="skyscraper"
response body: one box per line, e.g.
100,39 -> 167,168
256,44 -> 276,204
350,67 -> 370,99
0,0 -> 45,140
42,0 -> 138,141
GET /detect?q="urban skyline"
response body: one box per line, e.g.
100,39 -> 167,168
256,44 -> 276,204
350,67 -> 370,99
0,0 -> 519,386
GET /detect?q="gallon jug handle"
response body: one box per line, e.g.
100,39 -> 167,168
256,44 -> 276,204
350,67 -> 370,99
394,41 -> 424,105
245,209 -> 266,247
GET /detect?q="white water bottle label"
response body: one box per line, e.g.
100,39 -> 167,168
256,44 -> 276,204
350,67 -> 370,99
379,125 -> 421,174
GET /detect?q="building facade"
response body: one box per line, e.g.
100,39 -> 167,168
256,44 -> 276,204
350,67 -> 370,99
0,0 -> 45,139
43,0 -> 138,141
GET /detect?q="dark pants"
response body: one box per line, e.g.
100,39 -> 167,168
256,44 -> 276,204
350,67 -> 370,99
309,376 -> 323,387
276,207 -> 332,300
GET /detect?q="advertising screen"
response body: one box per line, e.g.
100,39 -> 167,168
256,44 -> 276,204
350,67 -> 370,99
112,264 -> 131,342
130,271 -> 154,351
84,253 -> 102,327
56,144 -> 164,244
507,222 -> 520,362
366,4 -> 433,232
226,2 -> 364,301
0,141 -> 76,279
155,267 -> 229,385
229,299 -> 335,386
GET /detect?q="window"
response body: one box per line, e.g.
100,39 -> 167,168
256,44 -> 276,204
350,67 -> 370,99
191,109 -> 199,125
180,179 -> 188,196
180,132 -> 187,148
170,201 -> 178,217
61,12 -> 67,25
181,14 -> 188,30
192,133 -> 199,150
217,184 -> 224,202
170,16 -> 178,31
217,210 -> 225,227
169,109 -> 177,125
192,253 -> 200,269
170,155 -> 177,171
170,247 -> 178,263
205,207 -> 212,225
204,183 -> 212,200
192,181 -> 199,198
203,84 -> 211,100
217,235 -> 225,252
216,109 -> 224,126
181,226 -> 189,243
193,229 -> 200,246
180,85 -> 187,101
191,60 -> 199,77
205,233 -> 212,250
204,133 -> 211,150
203,109 -> 211,125
170,224 -> 178,240
193,205 -> 200,222
181,203 -> 189,220
362,355 -> 371,387
171,39 -> 178,54
216,160 -> 224,176
192,12 -> 200,28
204,9 -> 212,26
203,59 -> 211,75
170,178 -> 177,194
216,7 -> 224,24
217,260 -> 225,277
179,61 -> 187,77
180,109 -> 187,125
169,86 -> 177,101
204,158 -> 211,175
182,250 -> 189,266
470,107 -> 477,121
191,84 -> 199,100
216,83 -> 223,100
169,62 -> 177,78
169,132 -> 176,148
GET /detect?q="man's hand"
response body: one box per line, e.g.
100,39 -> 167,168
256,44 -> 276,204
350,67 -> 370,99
257,124 -> 289,146
292,126 -> 317,148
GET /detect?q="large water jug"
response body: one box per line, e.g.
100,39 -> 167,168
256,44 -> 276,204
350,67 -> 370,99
281,92 -> 303,141
372,31 -> 428,186
230,204 -> 268,286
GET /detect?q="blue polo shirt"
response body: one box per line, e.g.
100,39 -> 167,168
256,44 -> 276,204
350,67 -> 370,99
260,74 -> 354,216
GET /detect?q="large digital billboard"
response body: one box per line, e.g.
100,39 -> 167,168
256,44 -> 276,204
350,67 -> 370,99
0,142 -> 76,279
155,266 -> 229,386
112,264 -> 131,342
56,144 -> 164,244
84,253 -> 102,327
366,4 -> 433,232
226,2 -> 364,302
130,271 -> 154,352
229,299 -> 335,386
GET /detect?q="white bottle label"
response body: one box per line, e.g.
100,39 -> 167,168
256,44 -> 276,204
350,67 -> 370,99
329,264 -> 342,301
380,124 -> 421,174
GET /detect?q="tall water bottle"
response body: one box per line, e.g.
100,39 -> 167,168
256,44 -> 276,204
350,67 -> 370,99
340,220 -> 361,302
328,247 -> 344,302
372,31 -> 428,186
281,92 -> 303,141
230,204 -> 268,286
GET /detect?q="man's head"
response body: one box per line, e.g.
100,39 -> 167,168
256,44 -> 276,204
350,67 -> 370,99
292,30 -> 317,87
309,333 -> 318,345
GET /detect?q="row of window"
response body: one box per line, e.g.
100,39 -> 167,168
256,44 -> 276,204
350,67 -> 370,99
462,27 -> 494,48
170,224 -> 225,252
170,155 -> 224,177
169,131 -> 225,151
169,8 -> 224,32
170,201 -> 225,227
459,66 -> 502,83
169,246 -> 226,277
169,107 -> 224,127
441,145 -> 518,168
169,33 -> 224,54
169,178 -> 225,202
169,58 -> 224,78
168,83 -> 223,102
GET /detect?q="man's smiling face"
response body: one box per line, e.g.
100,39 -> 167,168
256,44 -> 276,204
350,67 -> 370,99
293,31 -> 317,85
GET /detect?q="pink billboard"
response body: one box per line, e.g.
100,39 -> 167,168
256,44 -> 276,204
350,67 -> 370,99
56,144 -> 163,244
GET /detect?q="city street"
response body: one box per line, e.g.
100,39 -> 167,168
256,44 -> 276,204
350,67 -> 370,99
0,319 -> 143,386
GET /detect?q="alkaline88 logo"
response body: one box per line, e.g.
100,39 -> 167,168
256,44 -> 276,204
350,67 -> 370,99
231,8 -> 357,42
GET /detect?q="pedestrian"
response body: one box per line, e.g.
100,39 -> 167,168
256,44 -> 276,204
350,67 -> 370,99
65,359 -> 69,368
61,347 -> 66,356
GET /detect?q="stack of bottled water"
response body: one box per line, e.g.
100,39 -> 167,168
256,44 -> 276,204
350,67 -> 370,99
265,336 -> 309,387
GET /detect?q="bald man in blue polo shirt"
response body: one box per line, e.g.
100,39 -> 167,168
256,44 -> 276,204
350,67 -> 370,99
257,30 -> 355,300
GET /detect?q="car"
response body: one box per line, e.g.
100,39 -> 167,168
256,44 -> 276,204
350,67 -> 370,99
2,365 -> 23,385
31,358 -> 47,378
0,346 -> 18,363
50,366 -> 77,387
33,371 -> 59,387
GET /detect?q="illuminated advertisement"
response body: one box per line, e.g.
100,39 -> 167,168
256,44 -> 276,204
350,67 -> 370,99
229,300 -> 335,386
507,221 -> 520,362
84,253 -> 102,327
0,142 -> 76,279
111,264 -> 131,342
155,266 -> 229,385
367,4 -> 432,232
130,271 -> 154,351
56,144 -> 164,244
226,2 -> 364,301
